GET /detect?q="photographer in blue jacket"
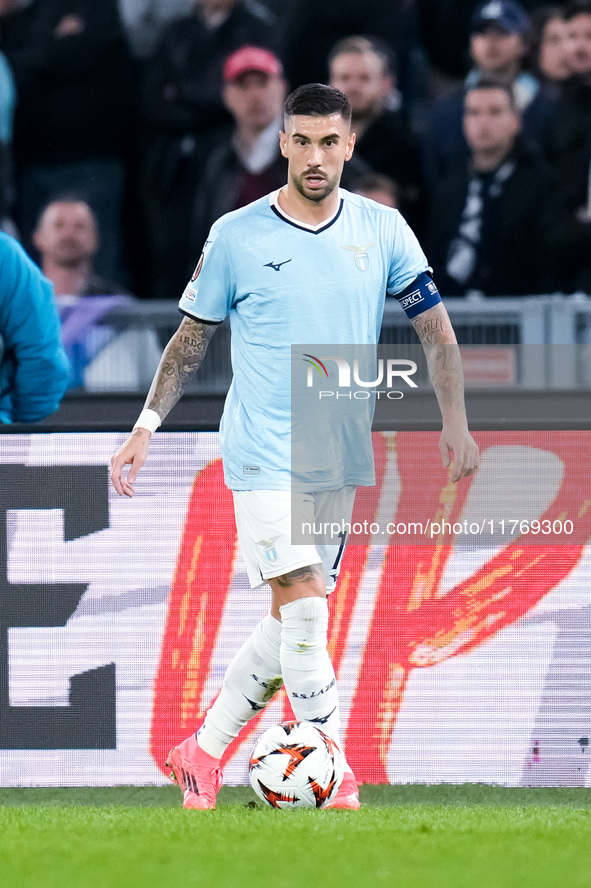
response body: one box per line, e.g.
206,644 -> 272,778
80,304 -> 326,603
0,232 -> 69,423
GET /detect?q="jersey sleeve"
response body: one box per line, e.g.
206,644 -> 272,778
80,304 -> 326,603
386,213 -> 430,296
178,223 -> 236,322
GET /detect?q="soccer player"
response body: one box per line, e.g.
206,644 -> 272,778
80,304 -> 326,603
110,83 -> 480,810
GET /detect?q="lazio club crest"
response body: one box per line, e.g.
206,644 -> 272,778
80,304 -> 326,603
257,536 -> 281,564
340,243 -> 375,272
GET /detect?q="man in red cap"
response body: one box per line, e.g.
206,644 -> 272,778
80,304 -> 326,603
191,43 -> 370,254
140,1 -> 279,298
191,46 -> 288,254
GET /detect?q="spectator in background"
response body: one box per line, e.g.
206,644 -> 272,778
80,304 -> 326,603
33,197 -> 131,297
0,0 -> 136,283
544,1 -> 591,293
328,35 -> 425,232
425,81 -> 556,296
544,0 -> 591,168
417,0 -> 554,85
32,196 -> 163,391
422,0 -> 556,185
352,171 -> 399,208
191,46 -> 287,256
418,0 -> 486,85
140,0 -> 278,299
0,231 -> 69,423
280,0 -> 412,96
117,0 -> 194,60
528,6 -> 571,87
191,43 -> 371,257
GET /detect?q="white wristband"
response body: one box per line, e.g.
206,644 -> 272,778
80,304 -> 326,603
133,409 -> 161,435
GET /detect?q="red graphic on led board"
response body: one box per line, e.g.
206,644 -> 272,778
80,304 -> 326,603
150,432 -> 591,782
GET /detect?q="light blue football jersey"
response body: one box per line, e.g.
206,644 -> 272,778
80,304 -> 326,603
179,188 -> 429,491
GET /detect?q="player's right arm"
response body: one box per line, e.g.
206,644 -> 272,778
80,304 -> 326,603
110,315 -> 218,497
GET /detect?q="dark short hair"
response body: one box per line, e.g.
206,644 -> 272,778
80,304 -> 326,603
283,83 -> 352,125
34,192 -> 97,230
327,35 -> 395,76
464,77 -> 519,113
564,0 -> 591,19
527,5 -> 566,72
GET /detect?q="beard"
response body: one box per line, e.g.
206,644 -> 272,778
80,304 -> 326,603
290,168 -> 341,203
53,248 -> 89,268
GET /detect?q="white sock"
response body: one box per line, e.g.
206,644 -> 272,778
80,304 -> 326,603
197,613 -> 283,759
279,597 -> 342,745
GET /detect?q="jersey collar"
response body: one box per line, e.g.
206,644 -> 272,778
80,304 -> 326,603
269,189 -> 344,233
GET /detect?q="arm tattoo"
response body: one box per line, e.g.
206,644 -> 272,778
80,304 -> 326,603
411,306 -> 466,414
411,314 -> 446,347
274,563 -> 324,588
144,317 -> 218,420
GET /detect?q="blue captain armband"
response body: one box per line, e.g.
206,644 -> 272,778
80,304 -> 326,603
395,271 -> 442,319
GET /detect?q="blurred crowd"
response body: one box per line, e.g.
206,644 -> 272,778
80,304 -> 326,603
0,0 -> 590,301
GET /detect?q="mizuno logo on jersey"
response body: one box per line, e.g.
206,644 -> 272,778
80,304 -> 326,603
340,243 -> 375,272
264,259 -> 292,272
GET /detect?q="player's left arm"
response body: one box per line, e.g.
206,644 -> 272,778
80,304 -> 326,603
411,302 -> 480,482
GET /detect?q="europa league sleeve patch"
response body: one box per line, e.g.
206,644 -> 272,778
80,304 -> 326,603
190,252 -> 204,282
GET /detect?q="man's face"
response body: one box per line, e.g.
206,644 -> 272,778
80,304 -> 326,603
470,25 -> 526,73
33,202 -> 98,267
565,13 -> 591,77
463,87 -> 520,154
329,51 -> 392,119
539,15 -> 571,81
223,70 -> 286,132
279,113 -> 355,204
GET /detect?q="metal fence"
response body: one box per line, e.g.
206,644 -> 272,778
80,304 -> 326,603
56,293 -> 591,394
545,294 -> 591,388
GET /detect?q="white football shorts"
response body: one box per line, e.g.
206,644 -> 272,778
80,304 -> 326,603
232,487 -> 356,592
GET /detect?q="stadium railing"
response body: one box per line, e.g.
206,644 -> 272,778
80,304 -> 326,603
56,293 -> 591,394
545,293 -> 591,389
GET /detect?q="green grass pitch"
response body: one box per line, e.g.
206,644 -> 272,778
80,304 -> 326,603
2,785 -> 591,888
